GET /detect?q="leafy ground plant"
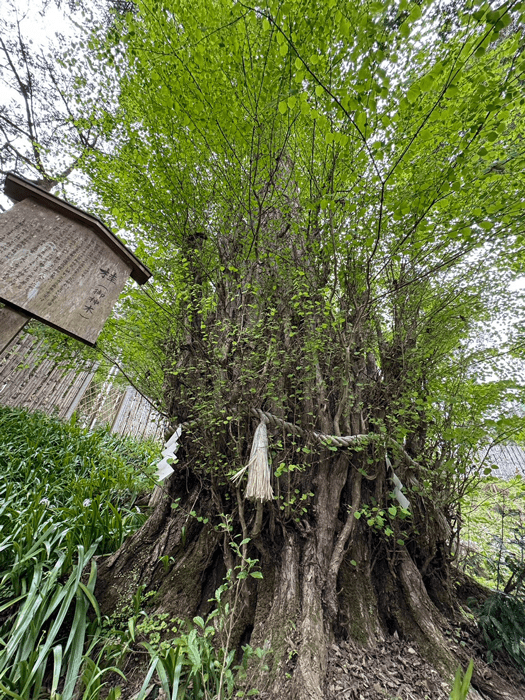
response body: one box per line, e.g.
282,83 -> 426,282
475,593 -> 525,670
449,660 -> 474,700
0,406 -> 158,699
459,474 -> 525,671
134,575 -> 269,700
95,534 -> 269,700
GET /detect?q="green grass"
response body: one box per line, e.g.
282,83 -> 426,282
0,405 -> 159,699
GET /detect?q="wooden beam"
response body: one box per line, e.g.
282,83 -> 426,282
0,306 -> 29,354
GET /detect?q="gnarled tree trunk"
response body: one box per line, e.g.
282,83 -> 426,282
95,417 -> 524,700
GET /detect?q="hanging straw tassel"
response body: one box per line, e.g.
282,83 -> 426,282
245,422 -> 273,501
231,421 -> 273,502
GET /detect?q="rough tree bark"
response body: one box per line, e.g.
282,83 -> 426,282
95,416 -> 525,700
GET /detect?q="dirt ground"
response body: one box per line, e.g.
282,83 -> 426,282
325,626 -> 525,700
327,636 -> 449,699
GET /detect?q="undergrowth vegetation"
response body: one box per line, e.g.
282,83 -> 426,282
460,475 -> 525,594
0,406 -> 268,699
97,551 -> 270,700
0,405 -> 159,699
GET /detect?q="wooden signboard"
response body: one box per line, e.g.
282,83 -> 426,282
0,174 -> 151,347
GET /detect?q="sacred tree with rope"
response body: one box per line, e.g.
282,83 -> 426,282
67,0 -> 525,698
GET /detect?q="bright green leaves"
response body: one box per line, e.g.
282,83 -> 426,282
398,2 -> 424,39
406,85 -> 420,104
419,74 -> 434,93
399,19 -> 410,39
409,3 -> 422,21
486,6 -> 512,28
278,90 -> 309,116
354,112 -> 366,132
342,94 -> 359,112
478,221 -> 493,231
78,0 -> 525,498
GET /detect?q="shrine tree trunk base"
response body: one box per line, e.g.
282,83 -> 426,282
95,466 -> 525,700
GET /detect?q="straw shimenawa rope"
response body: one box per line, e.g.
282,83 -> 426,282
250,408 -> 370,447
174,408 -> 416,504
244,422 -> 273,501
229,410 -> 372,502
230,421 -> 272,500
250,408 -> 423,473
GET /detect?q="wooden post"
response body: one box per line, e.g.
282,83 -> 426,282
0,306 -> 30,354
111,385 -> 134,433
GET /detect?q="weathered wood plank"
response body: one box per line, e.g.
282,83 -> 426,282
0,331 -> 166,441
0,336 -> 38,385
63,366 -> 98,419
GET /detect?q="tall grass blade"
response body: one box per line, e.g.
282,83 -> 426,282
62,562 -> 98,700
135,656 -> 159,700
50,644 -> 63,698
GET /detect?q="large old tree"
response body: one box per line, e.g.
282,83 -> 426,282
4,0 -> 525,697
84,0 -> 525,697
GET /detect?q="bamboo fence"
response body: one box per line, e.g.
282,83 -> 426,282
0,332 -> 165,441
